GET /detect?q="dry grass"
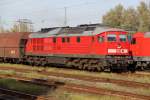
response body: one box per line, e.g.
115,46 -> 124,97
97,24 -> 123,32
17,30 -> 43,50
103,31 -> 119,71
50,90 -> 124,100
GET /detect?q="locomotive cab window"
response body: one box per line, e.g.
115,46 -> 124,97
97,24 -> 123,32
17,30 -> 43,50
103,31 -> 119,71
92,37 -> 94,42
62,37 -> 65,43
107,34 -> 116,42
67,37 -> 70,43
119,34 -> 127,42
98,36 -> 104,43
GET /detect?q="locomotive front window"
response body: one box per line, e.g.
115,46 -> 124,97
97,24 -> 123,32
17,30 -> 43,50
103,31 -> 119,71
107,34 -> 116,42
119,35 -> 127,42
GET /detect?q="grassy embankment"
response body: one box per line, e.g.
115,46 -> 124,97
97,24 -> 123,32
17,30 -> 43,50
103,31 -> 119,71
52,91 -> 124,100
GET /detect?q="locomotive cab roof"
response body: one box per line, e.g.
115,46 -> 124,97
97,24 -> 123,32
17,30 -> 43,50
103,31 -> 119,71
133,32 -> 150,38
144,32 -> 150,38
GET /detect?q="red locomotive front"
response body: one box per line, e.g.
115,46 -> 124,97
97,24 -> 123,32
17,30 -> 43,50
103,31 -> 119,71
92,28 -> 132,71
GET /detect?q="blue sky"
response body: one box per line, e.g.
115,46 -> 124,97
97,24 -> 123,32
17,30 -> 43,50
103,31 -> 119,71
0,0 -> 148,31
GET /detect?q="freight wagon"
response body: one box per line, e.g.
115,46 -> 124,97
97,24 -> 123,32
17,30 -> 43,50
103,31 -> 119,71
0,32 -> 30,63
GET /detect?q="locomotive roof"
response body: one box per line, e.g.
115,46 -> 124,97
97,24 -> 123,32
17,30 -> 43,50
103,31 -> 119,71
29,25 -> 125,38
144,32 -> 150,37
133,32 -> 150,38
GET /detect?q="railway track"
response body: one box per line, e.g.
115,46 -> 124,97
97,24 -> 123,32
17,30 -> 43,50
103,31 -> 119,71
0,66 -> 149,89
0,88 -> 53,100
42,71 -> 150,88
0,93 -> 21,100
0,74 -> 150,100
0,87 -> 40,100
0,65 -> 149,77
63,84 -> 150,100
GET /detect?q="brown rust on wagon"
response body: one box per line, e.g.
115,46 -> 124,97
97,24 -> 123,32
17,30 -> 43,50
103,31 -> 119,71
0,32 -> 30,63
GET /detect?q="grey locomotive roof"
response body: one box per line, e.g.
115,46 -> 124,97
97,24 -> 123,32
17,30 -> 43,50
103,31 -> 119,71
29,25 -> 125,38
144,32 -> 150,38
30,28 -> 62,38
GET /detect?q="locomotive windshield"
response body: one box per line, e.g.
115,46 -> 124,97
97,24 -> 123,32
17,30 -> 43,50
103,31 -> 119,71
107,34 -> 116,42
119,34 -> 127,42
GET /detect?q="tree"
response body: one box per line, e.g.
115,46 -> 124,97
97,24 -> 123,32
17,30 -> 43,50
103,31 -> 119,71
0,26 -> 5,33
121,8 -> 138,31
102,2 -> 150,32
137,2 -> 150,32
103,4 -> 124,28
11,24 -> 20,32
10,19 -> 33,32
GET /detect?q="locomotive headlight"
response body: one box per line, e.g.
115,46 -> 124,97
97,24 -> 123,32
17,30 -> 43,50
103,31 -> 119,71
120,49 -> 128,53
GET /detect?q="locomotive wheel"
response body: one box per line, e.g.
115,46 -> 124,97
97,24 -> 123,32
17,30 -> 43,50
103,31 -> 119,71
97,66 -> 104,72
128,64 -> 135,73
87,66 -> 92,71
97,62 -> 104,72
83,63 -> 88,70
66,62 -> 73,68
40,58 -> 47,66
78,63 -> 83,70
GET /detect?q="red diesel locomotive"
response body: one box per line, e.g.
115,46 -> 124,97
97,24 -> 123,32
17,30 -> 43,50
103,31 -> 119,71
25,24 -> 133,71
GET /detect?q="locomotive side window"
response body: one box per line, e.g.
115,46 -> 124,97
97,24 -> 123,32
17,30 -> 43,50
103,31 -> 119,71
67,37 -> 70,43
62,37 -> 65,43
131,38 -> 136,44
92,37 -> 94,42
53,37 -> 57,43
107,34 -> 116,42
119,35 -> 127,42
98,36 -> 104,43
77,37 -> 80,43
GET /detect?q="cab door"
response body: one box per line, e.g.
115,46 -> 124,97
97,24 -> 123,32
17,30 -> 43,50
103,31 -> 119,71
106,33 -> 118,55
93,34 -> 106,55
118,34 -> 130,54
20,39 -> 28,57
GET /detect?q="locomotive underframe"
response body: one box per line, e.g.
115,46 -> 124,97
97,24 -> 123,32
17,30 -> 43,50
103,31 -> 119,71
23,54 -> 133,72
